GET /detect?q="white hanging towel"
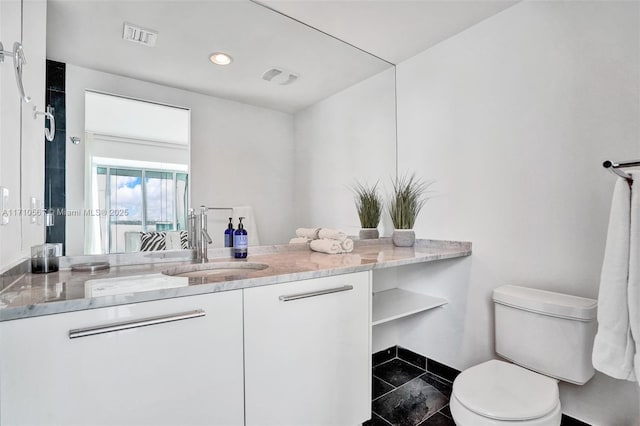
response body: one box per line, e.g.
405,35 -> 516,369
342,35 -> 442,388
631,172 -> 640,382
232,206 -> 260,246
593,171 -> 640,382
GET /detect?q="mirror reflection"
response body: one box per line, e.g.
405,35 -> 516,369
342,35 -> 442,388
45,0 -> 396,255
84,91 -> 190,254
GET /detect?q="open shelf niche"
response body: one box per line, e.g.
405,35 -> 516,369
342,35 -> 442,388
372,288 -> 447,326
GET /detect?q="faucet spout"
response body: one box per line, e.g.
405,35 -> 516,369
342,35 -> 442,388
202,228 -> 213,244
197,206 -> 212,263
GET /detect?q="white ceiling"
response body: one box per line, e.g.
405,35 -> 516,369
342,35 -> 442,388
46,0 -> 390,113
260,0 -> 519,64
47,0 -> 519,113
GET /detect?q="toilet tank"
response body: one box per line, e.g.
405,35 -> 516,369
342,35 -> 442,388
493,285 -> 598,385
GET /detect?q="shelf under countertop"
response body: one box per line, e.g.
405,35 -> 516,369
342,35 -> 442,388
372,288 -> 447,326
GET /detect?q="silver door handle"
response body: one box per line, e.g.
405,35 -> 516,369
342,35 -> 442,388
279,285 -> 353,302
69,309 -> 205,339
0,42 -> 31,103
12,42 -> 30,103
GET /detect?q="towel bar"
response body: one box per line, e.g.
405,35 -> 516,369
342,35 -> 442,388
603,160 -> 640,181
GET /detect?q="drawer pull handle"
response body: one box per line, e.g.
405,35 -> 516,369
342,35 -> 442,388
279,285 -> 353,302
68,309 -> 205,339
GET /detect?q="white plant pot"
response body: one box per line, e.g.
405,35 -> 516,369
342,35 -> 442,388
392,229 -> 415,247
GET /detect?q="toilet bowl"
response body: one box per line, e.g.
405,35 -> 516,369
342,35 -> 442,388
449,285 -> 597,426
450,360 -> 562,426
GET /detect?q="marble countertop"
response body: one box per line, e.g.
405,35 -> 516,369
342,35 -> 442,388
0,238 -> 471,322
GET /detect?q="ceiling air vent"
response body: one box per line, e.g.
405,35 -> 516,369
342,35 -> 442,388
123,23 -> 158,47
262,67 -> 299,85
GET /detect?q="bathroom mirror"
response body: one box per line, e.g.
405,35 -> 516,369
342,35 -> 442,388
45,0 -> 396,255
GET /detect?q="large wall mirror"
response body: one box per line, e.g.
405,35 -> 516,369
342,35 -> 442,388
45,0 -> 397,256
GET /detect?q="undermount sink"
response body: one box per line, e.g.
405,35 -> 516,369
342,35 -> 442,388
162,262 -> 269,278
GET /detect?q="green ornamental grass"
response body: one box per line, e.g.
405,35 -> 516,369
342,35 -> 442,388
389,173 -> 434,229
352,181 -> 383,229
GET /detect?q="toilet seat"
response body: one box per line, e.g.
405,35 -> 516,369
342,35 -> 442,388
451,360 -> 561,425
450,393 -> 562,426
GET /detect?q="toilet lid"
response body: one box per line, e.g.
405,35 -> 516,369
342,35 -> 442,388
453,360 -> 559,421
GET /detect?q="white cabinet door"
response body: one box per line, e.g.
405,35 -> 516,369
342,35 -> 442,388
0,291 -> 244,426
244,271 -> 371,426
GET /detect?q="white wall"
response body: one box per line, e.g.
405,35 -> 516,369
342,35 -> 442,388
20,0 -> 47,261
393,1 -> 640,425
0,0 -> 46,272
66,65 -> 295,254
293,67 -> 396,236
0,0 -> 23,271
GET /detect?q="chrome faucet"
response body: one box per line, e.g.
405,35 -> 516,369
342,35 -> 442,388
198,206 -> 213,263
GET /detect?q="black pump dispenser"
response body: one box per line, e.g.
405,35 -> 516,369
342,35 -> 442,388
224,217 -> 234,247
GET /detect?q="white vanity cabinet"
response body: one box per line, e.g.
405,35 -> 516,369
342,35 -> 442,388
243,271 -> 372,426
0,291 -> 244,426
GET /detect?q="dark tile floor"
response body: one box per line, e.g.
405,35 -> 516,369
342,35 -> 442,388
364,346 -> 592,426
364,347 -> 456,426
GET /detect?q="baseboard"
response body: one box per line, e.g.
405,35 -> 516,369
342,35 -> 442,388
561,414 -> 591,426
373,345 -> 460,382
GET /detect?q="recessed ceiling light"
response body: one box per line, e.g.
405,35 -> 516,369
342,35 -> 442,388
209,52 -> 233,66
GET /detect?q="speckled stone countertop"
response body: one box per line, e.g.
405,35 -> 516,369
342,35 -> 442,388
0,238 -> 471,322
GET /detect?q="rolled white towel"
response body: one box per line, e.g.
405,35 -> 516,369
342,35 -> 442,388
296,227 -> 320,240
289,237 -> 310,244
340,238 -> 354,253
310,239 -> 342,255
318,228 -> 347,241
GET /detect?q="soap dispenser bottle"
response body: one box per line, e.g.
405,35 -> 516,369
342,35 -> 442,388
224,217 -> 234,248
233,217 -> 248,259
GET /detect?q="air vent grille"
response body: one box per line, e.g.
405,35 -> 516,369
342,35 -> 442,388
262,67 -> 299,85
123,23 -> 158,47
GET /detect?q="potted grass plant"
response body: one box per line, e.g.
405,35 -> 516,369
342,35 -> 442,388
389,173 -> 433,247
352,181 -> 383,239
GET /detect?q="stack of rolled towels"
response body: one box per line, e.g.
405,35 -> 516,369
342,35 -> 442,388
289,227 -> 354,254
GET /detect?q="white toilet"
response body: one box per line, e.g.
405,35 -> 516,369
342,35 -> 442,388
450,285 -> 598,426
